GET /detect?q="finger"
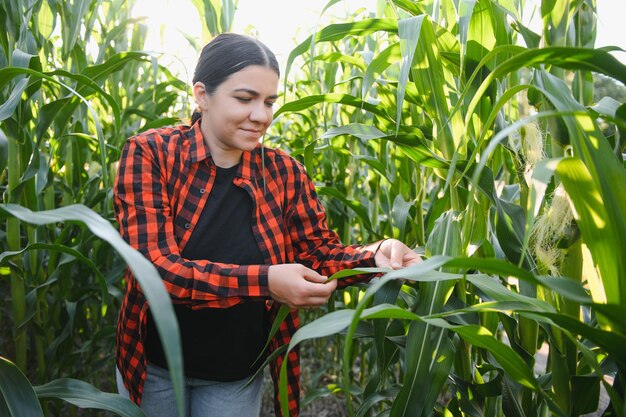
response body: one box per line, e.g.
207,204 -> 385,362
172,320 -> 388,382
301,268 -> 327,284
374,253 -> 392,269
306,296 -> 331,307
390,243 -> 403,269
403,251 -> 423,266
295,297 -> 328,309
405,258 -> 422,266
302,279 -> 336,297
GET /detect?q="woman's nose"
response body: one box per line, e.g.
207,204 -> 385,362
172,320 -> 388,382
249,103 -> 270,123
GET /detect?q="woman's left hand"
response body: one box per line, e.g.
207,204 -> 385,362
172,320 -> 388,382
372,238 -> 422,270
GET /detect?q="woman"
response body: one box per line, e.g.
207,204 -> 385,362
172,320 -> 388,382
114,33 -> 420,417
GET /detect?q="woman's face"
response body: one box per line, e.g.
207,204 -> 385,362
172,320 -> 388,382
195,65 -> 279,165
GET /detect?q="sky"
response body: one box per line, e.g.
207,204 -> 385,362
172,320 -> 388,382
131,0 -> 626,84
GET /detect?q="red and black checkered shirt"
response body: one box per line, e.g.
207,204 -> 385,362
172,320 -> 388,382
113,119 -> 376,416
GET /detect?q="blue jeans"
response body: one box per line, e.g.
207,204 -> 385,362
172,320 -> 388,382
116,363 -> 264,417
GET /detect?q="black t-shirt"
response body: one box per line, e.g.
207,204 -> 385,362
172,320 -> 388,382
144,162 -> 269,381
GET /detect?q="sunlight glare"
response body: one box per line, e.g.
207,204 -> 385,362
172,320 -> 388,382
131,0 -> 377,83
131,0 -> 202,83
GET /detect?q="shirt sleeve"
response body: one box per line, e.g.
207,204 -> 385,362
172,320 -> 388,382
113,135 -> 270,306
286,164 -> 376,281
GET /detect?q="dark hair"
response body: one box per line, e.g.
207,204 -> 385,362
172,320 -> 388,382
191,33 -> 280,124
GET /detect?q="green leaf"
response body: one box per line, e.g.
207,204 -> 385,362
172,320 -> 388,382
320,123 -> 386,141
64,0 -> 91,56
397,15 -> 426,135
325,267 -> 392,283
367,255 -> 590,307
84,50 -> 152,80
616,102 -> 626,141
458,0 -> 478,50
219,0 -> 237,33
284,19 -> 399,87
362,43 -> 401,99
450,324 -> 539,390
289,309 -> 357,349
409,17 -> 465,159
312,52 -> 366,70
253,304 -> 291,368
502,375 -> 527,417
0,204 -> 184,417
0,242 -> 114,314
356,388 -> 401,417
448,257 -> 590,303
464,47 -> 626,127
320,0 -> 344,16
526,311 -> 626,369
384,134 -> 448,168
0,128 -> 7,174
0,67 -> 120,189
520,158 -> 562,266
590,96 -> 621,119
390,0 -> 426,16
0,356 -> 44,417
37,0 -> 55,39
274,93 -> 393,122
570,376 -> 600,416
279,309 -> 358,415
466,274 -> 554,311
534,69 -> 626,306
556,158 -> 622,305
34,379 -> 145,417
0,78 -> 28,121
541,0 -> 572,47
317,186 -> 374,232
391,210 -> 459,417
391,194 -> 412,240
142,117 -> 182,131
359,305 -> 540,390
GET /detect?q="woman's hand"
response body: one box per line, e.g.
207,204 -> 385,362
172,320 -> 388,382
268,264 -> 337,309
371,238 -> 421,270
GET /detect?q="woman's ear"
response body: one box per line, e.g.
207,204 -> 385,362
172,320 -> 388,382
192,82 -> 209,109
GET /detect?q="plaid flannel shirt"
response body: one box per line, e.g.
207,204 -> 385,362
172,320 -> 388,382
113,119 -> 376,416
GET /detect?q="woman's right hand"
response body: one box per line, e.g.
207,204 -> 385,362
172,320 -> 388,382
268,264 -> 336,309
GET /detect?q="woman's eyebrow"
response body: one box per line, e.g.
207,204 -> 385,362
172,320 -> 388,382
233,88 -> 278,99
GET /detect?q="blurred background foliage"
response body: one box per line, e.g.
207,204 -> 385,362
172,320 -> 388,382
1,0 -> 625,416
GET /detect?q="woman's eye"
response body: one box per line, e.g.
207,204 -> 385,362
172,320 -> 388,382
265,101 -> 276,108
236,97 -> 251,102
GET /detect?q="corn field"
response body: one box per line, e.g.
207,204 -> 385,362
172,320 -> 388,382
1,0 -> 625,416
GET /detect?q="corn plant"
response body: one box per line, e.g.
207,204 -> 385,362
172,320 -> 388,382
270,1 -> 626,416
0,0 -> 228,414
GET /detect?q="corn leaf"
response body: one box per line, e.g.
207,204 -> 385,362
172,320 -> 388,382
359,304 -> 540,391
0,128 -> 7,174
0,356 -> 44,417
397,15 -> 425,135
0,204 -> 185,417
556,157 -> 622,305
284,19 -> 399,85
274,93 -> 393,121
34,379 -> 145,417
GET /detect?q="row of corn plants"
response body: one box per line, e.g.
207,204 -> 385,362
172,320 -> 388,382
0,0 -> 238,415
265,0 -> 626,416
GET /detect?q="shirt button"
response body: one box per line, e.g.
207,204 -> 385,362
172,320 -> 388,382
184,223 -> 190,229
200,188 -> 205,194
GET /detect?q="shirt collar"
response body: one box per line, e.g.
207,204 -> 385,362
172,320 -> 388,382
186,116 -> 261,181
187,117 -> 211,163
